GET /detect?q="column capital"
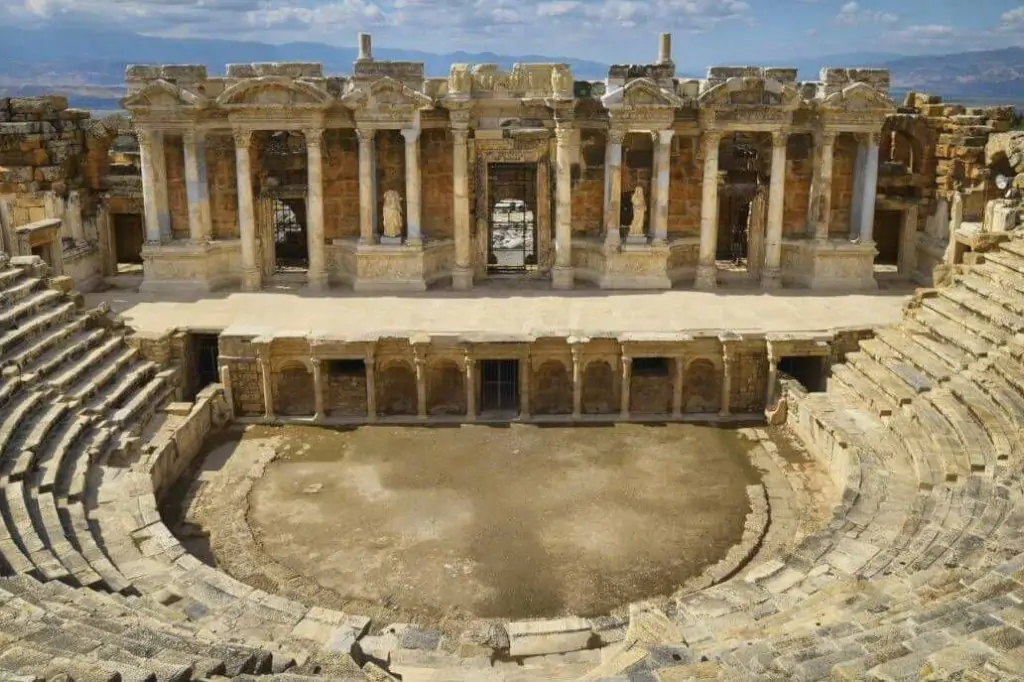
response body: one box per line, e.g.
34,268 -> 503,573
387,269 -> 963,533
555,125 -> 574,144
401,127 -> 421,143
855,130 -> 883,147
364,347 -> 376,364
311,356 -> 323,369
607,127 -> 627,145
771,130 -> 789,149
702,129 -> 724,147
304,127 -> 324,149
356,127 -> 377,143
232,128 -> 254,149
655,129 -> 675,145
182,128 -> 205,146
136,128 -> 158,150
815,129 -> 838,147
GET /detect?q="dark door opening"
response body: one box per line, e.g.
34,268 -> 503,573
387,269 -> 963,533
112,213 -> 144,272
717,184 -> 755,266
273,198 -> 309,270
779,356 -> 827,393
874,209 -> 902,267
479,359 -> 519,413
488,163 -> 537,273
190,333 -> 220,398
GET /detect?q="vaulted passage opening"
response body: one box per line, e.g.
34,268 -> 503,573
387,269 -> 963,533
112,213 -> 145,272
188,333 -> 220,400
272,198 -> 309,271
780,356 -> 827,393
326,360 -> 368,418
488,163 -> 538,273
479,359 -> 519,413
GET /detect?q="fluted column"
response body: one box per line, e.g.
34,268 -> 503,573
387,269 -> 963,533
762,131 -> 788,289
402,128 -> 422,246
859,131 -> 881,244
414,348 -> 427,420
465,355 -> 476,420
652,130 -> 674,245
452,127 -> 473,289
357,127 -> 377,244
305,127 -> 328,290
138,129 -> 171,243
553,125 -> 574,289
604,128 -> 626,247
810,130 -> 836,241
364,350 -> 377,422
258,348 -> 274,420
620,355 -> 632,419
312,357 -> 325,422
233,129 -> 260,291
571,345 -> 583,419
719,349 -> 733,418
696,130 -> 722,289
672,356 -> 684,418
183,129 -> 212,243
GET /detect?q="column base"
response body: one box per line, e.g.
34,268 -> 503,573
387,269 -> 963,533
694,264 -> 717,290
551,265 -> 574,290
242,268 -> 262,292
453,266 -> 474,290
307,269 -> 329,291
405,237 -> 423,248
760,268 -> 782,290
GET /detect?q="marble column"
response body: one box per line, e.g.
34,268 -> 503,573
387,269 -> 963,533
850,136 -> 866,240
305,128 -> 328,290
258,349 -> 274,420
604,128 -> 626,247
652,130 -> 674,245
810,131 -> 836,241
719,349 -> 733,418
312,358 -> 325,422
696,130 -> 722,289
859,131 -> 881,244
414,350 -> 427,420
519,357 -> 531,419
672,356 -> 684,418
553,125 -> 574,289
138,129 -> 171,243
183,129 -> 212,243
402,128 -> 422,246
233,129 -> 261,291
620,355 -> 632,419
762,131 -> 789,289
364,351 -> 377,422
465,356 -> 477,420
452,127 -> 473,289
571,346 -> 583,419
357,127 -> 377,244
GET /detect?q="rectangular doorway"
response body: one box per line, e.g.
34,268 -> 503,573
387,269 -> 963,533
272,198 -> 309,271
189,333 -> 220,399
479,359 -> 519,413
487,163 -> 538,273
112,213 -> 144,272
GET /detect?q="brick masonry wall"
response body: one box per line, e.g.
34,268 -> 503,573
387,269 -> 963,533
830,134 -> 857,238
375,130 -> 406,237
668,137 -> 701,239
327,372 -> 368,417
630,374 -> 673,414
782,134 -> 813,237
0,97 -> 89,197
164,135 -> 189,240
207,135 -> 238,240
730,350 -> 768,414
231,360 -> 264,416
275,368 -> 314,415
427,362 -> 465,415
324,129 -> 359,240
532,361 -> 573,415
422,129 -> 453,240
573,129 -> 605,237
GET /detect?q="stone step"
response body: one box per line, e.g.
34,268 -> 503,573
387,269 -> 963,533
3,480 -> 70,582
46,335 -> 125,392
31,489 -> 105,589
925,389 -> 991,473
909,400 -> 971,482
900,318 -> 974,371
871,329 -> 952,384
26,327 -> 107,381
957,271 -> 1024,318
975,369 -> 1024,435
0,288 -> 62,330
0,391 -> 45,476
0,267 -> 27,290
984,247 -> 1024,279
7,402 -> 69,482
829,363 -> 894,417
59,500 -> 132,594
912,307 -> 991,358
36,416 -> 92,494
69,346 -> 139,407
0,301 -> 76,356
947,377 -> 1014,462
973,260 -> 1024,299
4,314 -> 89,372
61,427 -> 112,503
939,284 -> 1024,334
922,295 -> 1008,346
0,642 -> 123,682
0,277 -> 43,306
846,352 -> 917,405
85,360 -> 157,416
111,372 -> 174,432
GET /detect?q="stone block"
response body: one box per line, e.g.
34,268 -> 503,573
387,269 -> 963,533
507,616 -> 594,657
160,64 -> 208,81
9,96 -> 67,114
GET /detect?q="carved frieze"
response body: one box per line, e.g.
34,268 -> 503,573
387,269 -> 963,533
468,63 -> 572,99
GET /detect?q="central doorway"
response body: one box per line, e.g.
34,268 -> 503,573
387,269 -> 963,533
487,163 -> 538,273
479,359 -> 519,413
272,198 -> 308,271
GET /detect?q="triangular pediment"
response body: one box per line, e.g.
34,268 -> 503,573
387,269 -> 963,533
821,82 -> 896,112
699,76 -> 802,110
121,80 -> 204,110
602,78 -> 682,108
215,76 -> 330,107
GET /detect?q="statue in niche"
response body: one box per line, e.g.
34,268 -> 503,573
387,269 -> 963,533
382,190 -> 404,240
628,186 -> 647,238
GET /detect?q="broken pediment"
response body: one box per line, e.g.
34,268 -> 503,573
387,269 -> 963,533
121,79 -> 204,110
699,76 -> 802,110
342,76 -> 433,112
215,76 -> 331,107
821,82 -> 896,112
602,78 -> 682,109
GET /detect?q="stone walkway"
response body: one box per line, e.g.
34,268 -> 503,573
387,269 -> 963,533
87,285 -> 914,339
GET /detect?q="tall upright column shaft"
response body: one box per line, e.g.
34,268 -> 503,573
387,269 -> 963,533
811,131 -> 836,241
414,350 -> 427,420
233,129 -> 260,291
553,125 -> 574,289
365,351 -> 377,422
305,128 -> 328,290
357,128 -> 376,244
652,129 -> 673,245
672,356 -> 684,418
312,358 -> 325,422
258,349 -> 274,420
696,130 -> 722,289
452,127 -> 473,289
402,128 -> 423,246
604,128 -> 625,247
571,346 -> 583,419
619,356 -> 632,419
183,129 -> 212,243
850,137 -> 866,239
859,132 -> 881,243
762,131 -> 788,289
139,129 -> 171,243
719,349 -> 733,418
465,356 -> 477,420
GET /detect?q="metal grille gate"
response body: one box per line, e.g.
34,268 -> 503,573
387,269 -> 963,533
487,163 -> 538,272
479,359 -> 519,413
273,199 -> 309,269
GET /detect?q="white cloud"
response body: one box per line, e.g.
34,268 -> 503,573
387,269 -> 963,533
835,1 -> 898,26
884,24 -> 955,46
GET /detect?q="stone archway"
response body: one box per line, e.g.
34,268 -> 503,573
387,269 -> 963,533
275,362 -> 314,416
377,362 -> 418,416
582,360 -> 616,414
533,359 -> 572,415
428,361 -> 465,416
681,359 -> 720,413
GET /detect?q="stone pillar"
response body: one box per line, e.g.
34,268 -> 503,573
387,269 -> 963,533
364,351 -> 377,422
672,356 -> 684,418
553,125 -> 574,289
850,136 -> 866,239
719,348 -> 733,418
811,130 -> 836,241
658,33 -> 672,65
899,203 -> 919,275
452,127 -> 473,289
620,355 -> 632,419
859,131 -> 881,244
219,363 -> 236,419
233,129 -> 261,291
402,128 -> 422,246
571,345 -> 583,419
652,130 -> 673,245
65,191 -> 85,244
414,349 -> 427,420
312,357 -> 325,422
766,345 -> 779,410
696,130 -> 722,289
183,129 -> 213,243
604,128 -> 626,247
138,129 -> 171,243
465,356 -> 477,420
762,131 -> 788,289
519,357 -> 531,419
305,128 -> 328,290
357,32 -> 373,61
357,127 -> 377,244
258,349 -> 274,420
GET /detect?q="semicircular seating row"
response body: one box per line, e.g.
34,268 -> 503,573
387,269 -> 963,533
3,236 -> 1024,681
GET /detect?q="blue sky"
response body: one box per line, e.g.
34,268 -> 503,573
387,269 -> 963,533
5,0 -> 1024,65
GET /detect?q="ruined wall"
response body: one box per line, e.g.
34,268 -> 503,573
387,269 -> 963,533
668,136 -> 702,238
830,134 -> 858,237
782,134 -> 813,237
324,129 -> 360,240
164,136 -> 189,240
375,130 -> 406,237
573,129 -> 605,237
326,369 -> 367,417
231,360 -> 264,416
208,134 -> 238,240
622,132 -> 653,232
422,129 -> 454,240
729,349 -> 768,414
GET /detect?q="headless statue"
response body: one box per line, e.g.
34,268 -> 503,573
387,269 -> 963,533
628,186 -> 646,238
382,189 -> 404,239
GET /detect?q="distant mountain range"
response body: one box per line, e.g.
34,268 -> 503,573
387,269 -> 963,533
2,24 -> 1024,111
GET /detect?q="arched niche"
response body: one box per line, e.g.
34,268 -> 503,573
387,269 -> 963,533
428,360 -> 465,416
532,359 -> 572,415
582,360 -> 617,414
275,361 -> 315,416
681,358 -> 720,413
377,361 -> 418,416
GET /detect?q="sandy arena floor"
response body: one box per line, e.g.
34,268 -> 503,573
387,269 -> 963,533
176,423 -> 772,627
